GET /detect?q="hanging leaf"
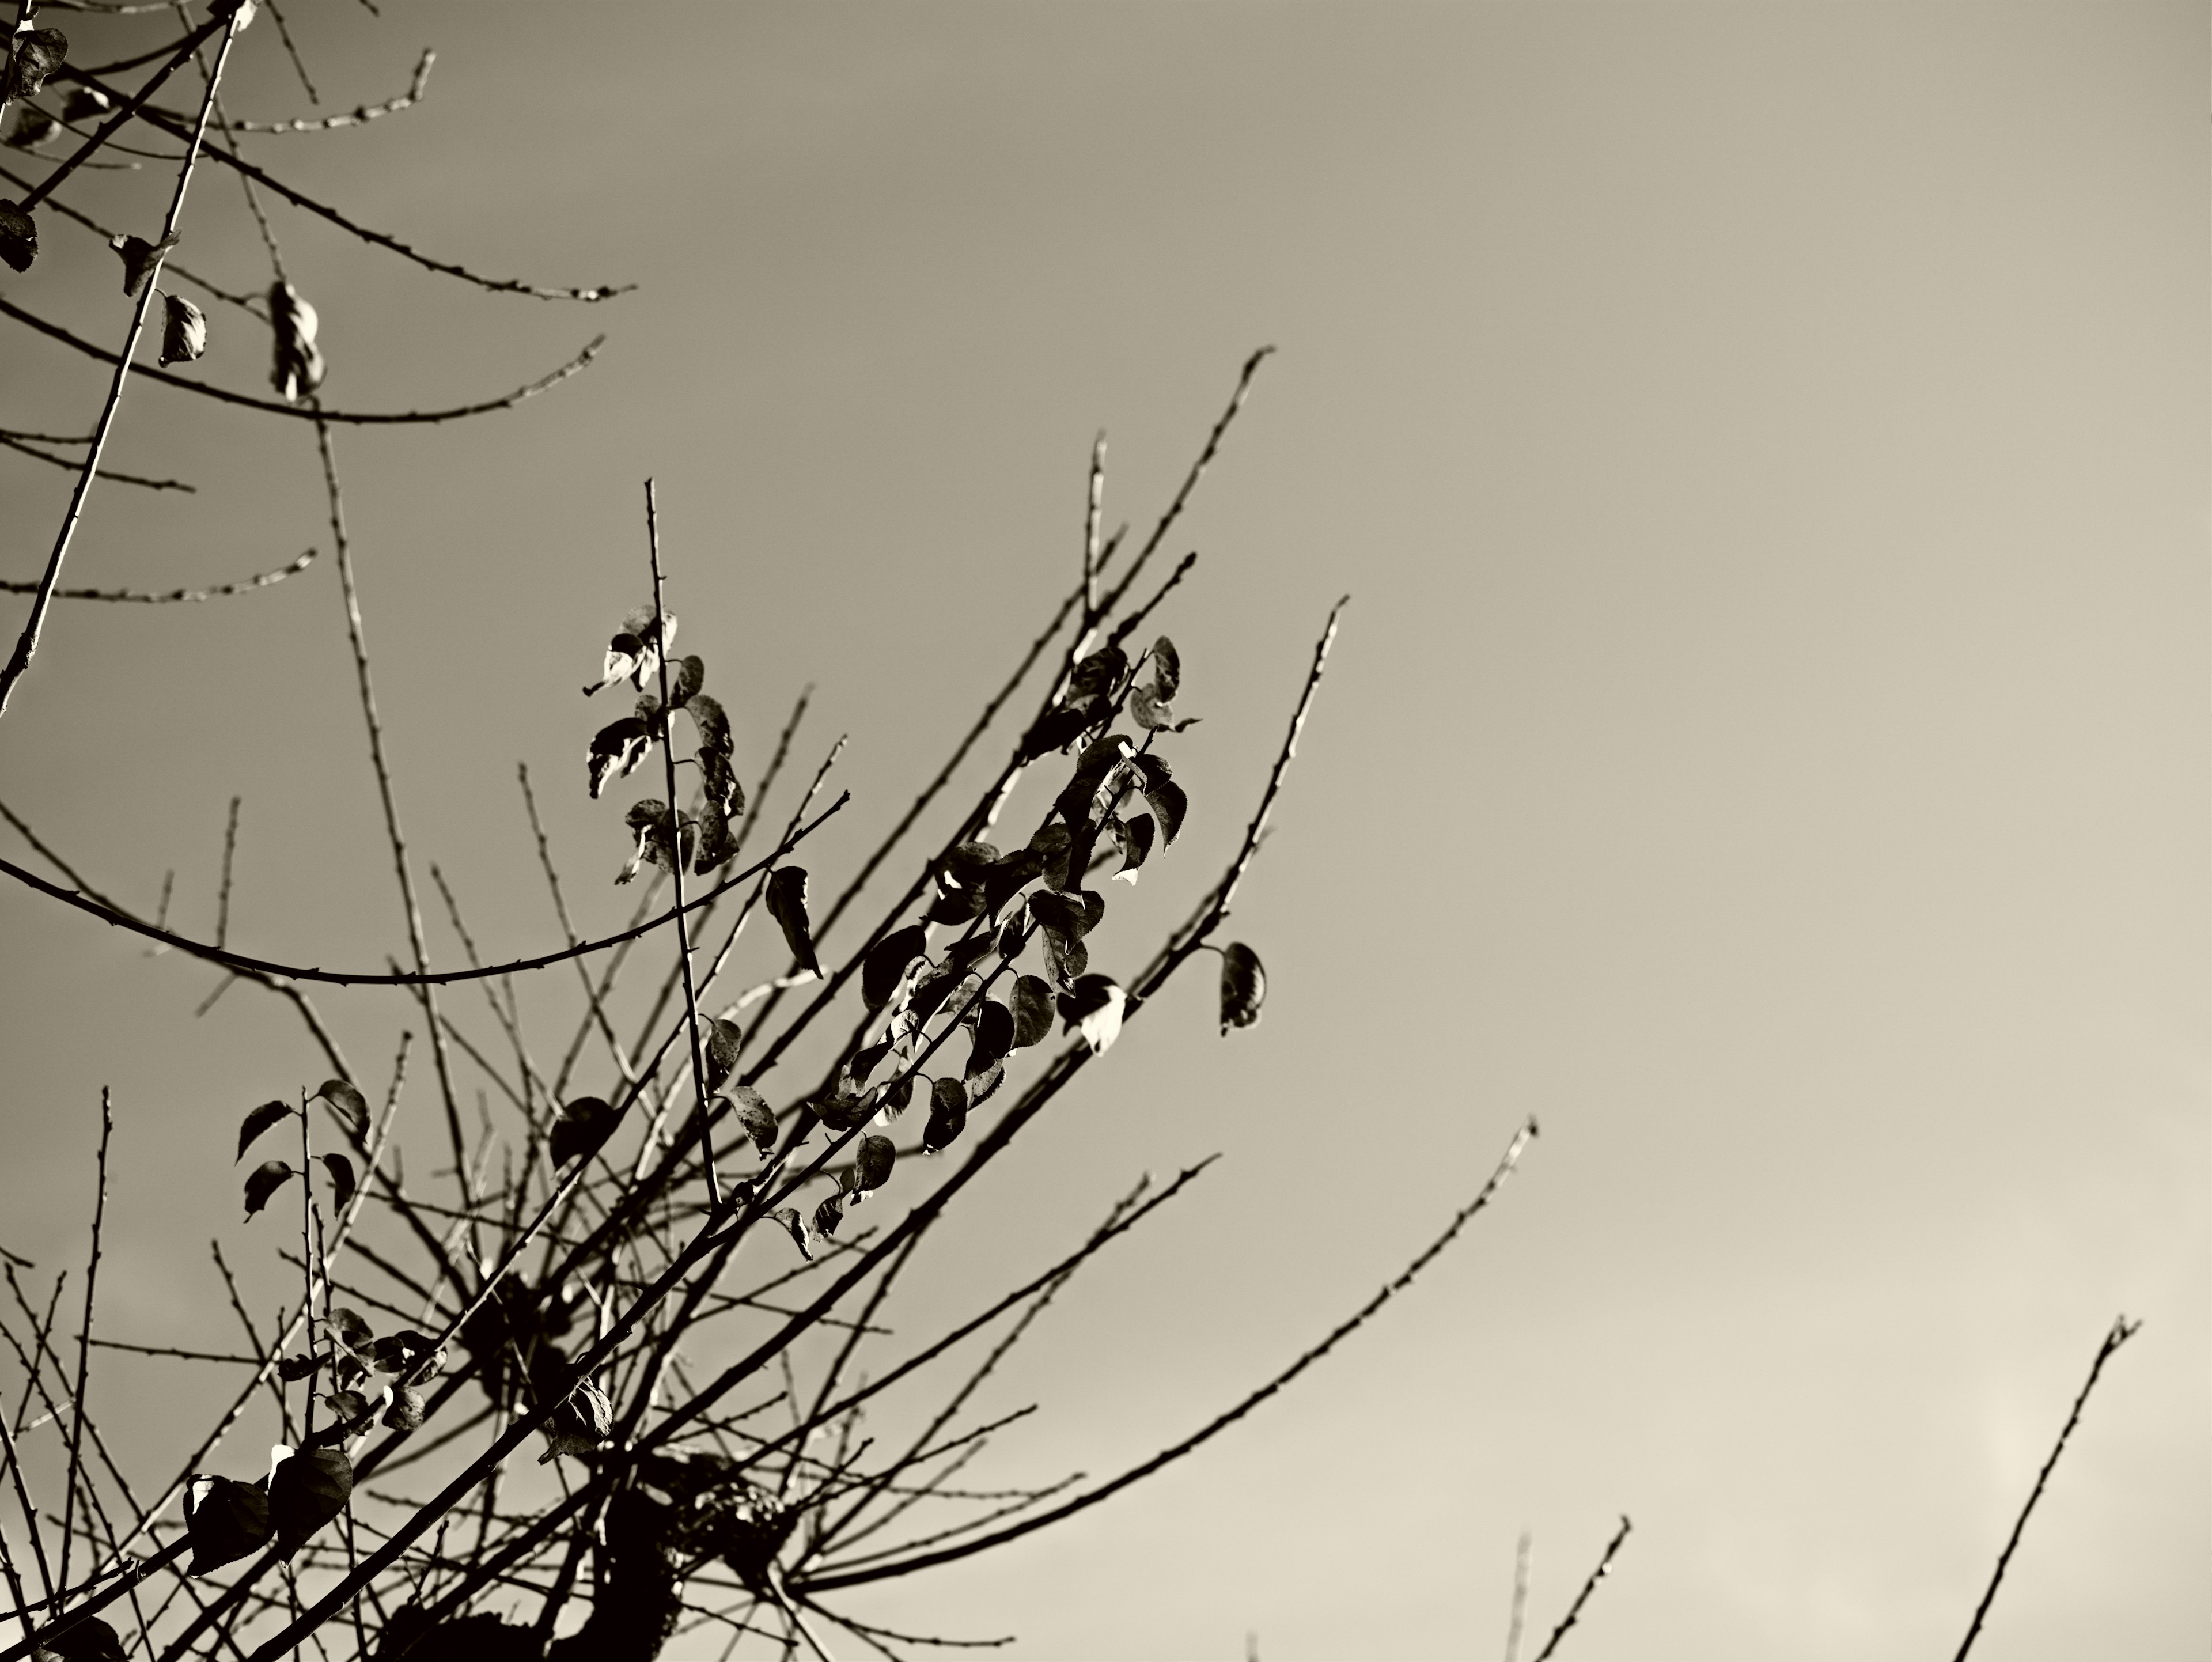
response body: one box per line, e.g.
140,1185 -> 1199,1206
4,106 -> 54,150
60,86 -> 112,123
1041,926 -> 1087,988
967,999 -> 1014,1076
1009,975 -> 1055,1049
850,1134 -> 895,1194
381,1385 -> 426,1432
2,28 -> 69,104
703,1016 -> 743,1092
1128,686 -> 1178,731
765,867 -> 820,978
878,1075 -> 915,1119
691,798 -> 737,874
619,798 -> 695,885
770,1207 -> 812,1261
812,1078 -> 872,1134
236,1099 -> 291,1163
668,655 -> 704,707
997,913 -> 1028,960
319,1153 -> 357,1212
268,1446 -> 351,1556
157,292 -> 208,367
323,1389 -> 370,1426
1151,635 -> 1181,701
550,1096 -> 624,1169
1134,755 -> 1188,848
311,1080 -> 368,1137
1018,702 -> 1094,763
185,1474 -> 271,1576
243,1161 -> 294,1218
922,1076 -> 968,1154
327,1307 -> 374,1354
586,717 -> 651,799
0,199 -> 36,273
1111,813 -> 1156,884
1058,975 -> 1127,1055
1066,645 -> 1128,703
1219,942 -> 1266,1035
276,1352 -> 320,1384
1054,732 -> 1135,826
107,231 -> 179,300
268,281 -> 325,404
965,1058 -> 1007,1106
812,1192 -> 845,1240
720,1087 -> 777,1158
861,925 -> 929,1009
536,1376 -> 613,1465
41,1615 -> 126,1660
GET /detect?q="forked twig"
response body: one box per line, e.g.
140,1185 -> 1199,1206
1952,1316 -> 2142,1662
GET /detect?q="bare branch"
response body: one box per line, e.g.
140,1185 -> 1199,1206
1530,1516 -> 1630,1662
0,550 -> 316,604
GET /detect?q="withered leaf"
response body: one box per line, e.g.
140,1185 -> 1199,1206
704,1016 -> 743,1092
1129,686 -> 1177,731
766,867 -> 820,978
1219,942 -> 1266,1035
381,1385 -> 426,1432
586,715 -> 652,799
861,925 -> 929,1010
3,28 -> 69,103
109,231 -> 179,299
269,1446 -> 351,1556
323,1389 -> 370,1425
0,200 -> 37,273
1151,635 -> 1181,701
770,1207 -> 812,1260
1112,812 -> 1155,883
185,1474 -> 270,1576
236,1099 -> 291,1162
268,281 -> 324,404
243,1161 -> 293,1218
1134,755 -> 1188,847
158,293 -> 207,366
812,1192 -> 845,1240
668,654 -> 704,706
722,1086 -> 777,1157
537,1377 -> 612,1465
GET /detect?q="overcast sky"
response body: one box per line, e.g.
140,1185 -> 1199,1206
1,4 -> 2205,1659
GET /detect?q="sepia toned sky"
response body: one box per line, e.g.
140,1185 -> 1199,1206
1,3 -> 2205,1658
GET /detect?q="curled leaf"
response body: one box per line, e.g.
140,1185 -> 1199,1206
861,924 -> 929,1010
668,654 -> 704,706
704,1016 -> 743,1092
243,1161 -> 294,1218
770,1206 -> 812,1260
850,1134 -> 895,1194
721,1086 -> 777,1158
236,1099 -> 291,1162
319,1152 -> 357,1212
312,1080 -> 368,1137
1151,635 -> 1181,701
1134,755 -> 1188,848
967,999 -> 1014,1076
1219,942 -> 1266,1035
157,292 -> 208,367
185,1474 -> 270,1576
550,1095 -> 624,1169
1057,975 -> 1127,1055
0,199 -> 36,273
276,1352 -> 320,1383
537,1376 -> 613,1464
1129,686 -> 1177,731
2,28 -> 69,104
381,1385 -> 426,1432
923,1076 -> 968,1154
766,867 -> 820,978
110,231 -> 180,300
269,1446 -> 351,1556
268,281 -> 324,404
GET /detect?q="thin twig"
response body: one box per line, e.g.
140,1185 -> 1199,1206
0,430 -> 194,491
1952,1316 -> 2142,1662
1505,1530 -> 1532,1662
0,549 -> 316,604
1529,1516 -> 1630,1662
55,1091 -> 112,1599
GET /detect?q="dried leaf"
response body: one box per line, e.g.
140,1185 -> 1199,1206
850,1134 -> 895,1193
268,1446 -> 351,1556
0,199 -> 36,273
766,867 -> 820,978
268,281 -> 324,403
381,1385 -> 426,1432
1066,644 -> 1128,703
236,1099 -> 291,1163
2,28 -> 69,104
861,924 -> 929,1010
536,1376 -> 612,1464
812,1192 -> 845,1240
1152,635 -> 1181,701
669,654 -> 704,706
1111,812 -> 1155,884
185,1474 -> 270,1576
109,230 -> 179,300
365,1329 -> 442,1379
923,1076 -> 968,1153
770,1207 -> 812,1260
712,1086 -> 774,1159
1219,942 -> 1266,1035
1008,975 -> 1054,1049
586,715 -> 652,799
243,1161 -> 293,1218
311,1080 -> 368,1137
549,1095 -> 624,1169
158,292 -> 207,367
1057,975 -> 1127,1055
319,1152 -> 357,1212
276,1352 -> 319,1383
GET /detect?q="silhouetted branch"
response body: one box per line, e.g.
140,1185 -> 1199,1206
0,431 -> 195,491
1952,1316 -> 2142,1662
1530,1515 -> 1630,1662
0,549 -> 316,603
196,48 -> 433,132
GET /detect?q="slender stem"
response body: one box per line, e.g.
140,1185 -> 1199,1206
0,5 -> 243,720
1505,1530 -> 1532,1662
645,479 -> 721,1211
1952,1316 -> 2142,1662
55,1091 -> 112,1599
0,1375 -> 53,1610
298,1090 -> 316,1449
1530,1516 -> 1630,1662
215,796 -> 240,949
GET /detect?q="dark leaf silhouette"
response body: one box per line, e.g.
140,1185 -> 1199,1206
1019,702 -> 1094,762
1054,732 -> 1135,826
770,1207 -> 811,1261
1112,812 -> 1156,884
704,1016 -> 743,1093
983,845 -> 1047,917
923,1076 -> 968,1154
5,107 -> 54,149
269,1446 -> 351,1556
1009,975 -> 1055,1049
382,1385 -> 426,1432
722,1087 -> 777,1157
847,1038 -> 894,1085
813,1077 -> 872,1134
669,654 -> 704,706
766,866 -> 820,977
537,1377 -> 613,1465
312,1079 -> 368,1136
243,1160 -> 294,1218
366,1329 -> 444,1379
1219,942 -> 1266,1035
861,924 -> 929,1010
268,281 -> 325,404
323,1389 -> 370,1425
158,292 -> 208,367
109,232 -> 180,300
998,913 -> 1028,960
1135,754 -> 1188,847
2,28 -> 68,103
1058,975 -> 1127,1055
691,798 -> 737,874
911,937 -> 993,1024
0,200 -> 34,274
549,1096 -> 623,1169
619,797 -> 695,885
1066,644 -> 1128,703
586,716 -> 651,800
185,1474 -> 271,1576
328,1307 -> 374,1354
967,999 -> 1014,1076
276,1351 -> 320,1383
812,1192 -> 845,1240
965,1057 -> 1007,1106
880,1075 -> 915,1118
236,1099 -> 291,1162
319,1152 -> 357,1212
42,1615 -> 125,1660
1152,634 -> 1181,701
60,86 -> 111,124
849,1134 -> 895,1194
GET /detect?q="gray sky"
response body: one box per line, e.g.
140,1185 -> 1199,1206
1,3 -> 2205,1657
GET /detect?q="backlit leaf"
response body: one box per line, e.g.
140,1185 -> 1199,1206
243,1161 -> 293,1218
2,28 -> 69,103
812,1192 -> 845,1240
236,1099 -> 291,1162
766,867 -> 820,977
1057,975 -> 1126,1055
1219,942 -> 1266,1035
1129,686 -> 1176,731
668,655 -> 704,706
1066,644 -> 1128,703
268,1446 -> 351,1556
381,1385 -> 426,1432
